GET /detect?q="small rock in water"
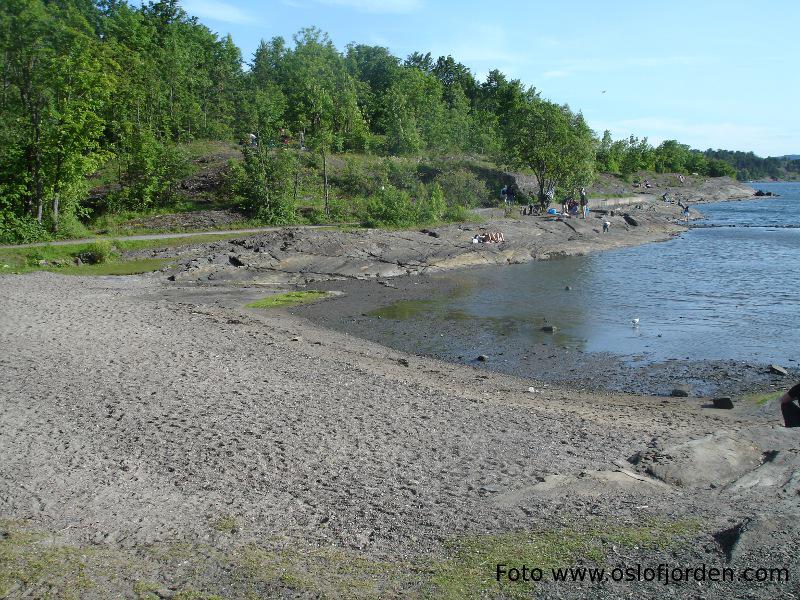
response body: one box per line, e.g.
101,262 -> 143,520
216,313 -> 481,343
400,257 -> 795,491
565,285 -> 572,291
541,325 -> 558,333
712,397 -> 734,409
769,364 -> 788,376
477,354 -> 488,362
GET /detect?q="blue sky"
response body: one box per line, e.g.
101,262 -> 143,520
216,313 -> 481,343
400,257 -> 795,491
179,0 -> 799,157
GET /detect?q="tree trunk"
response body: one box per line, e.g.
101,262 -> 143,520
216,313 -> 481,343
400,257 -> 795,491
294,170 -> 299,204
322,148 -> 329,216
52,192 -> 59,232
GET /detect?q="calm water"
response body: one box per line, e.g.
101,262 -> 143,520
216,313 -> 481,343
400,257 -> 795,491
371,182 -> 800,366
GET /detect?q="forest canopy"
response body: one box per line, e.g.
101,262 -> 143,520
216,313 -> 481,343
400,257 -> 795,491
0,0 -> 784,243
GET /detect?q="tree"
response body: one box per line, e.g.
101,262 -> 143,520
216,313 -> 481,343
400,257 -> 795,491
654,139 -> 690,173
0,0 -> 113,235
505,99 -> 596,207
227,145 -> 296,224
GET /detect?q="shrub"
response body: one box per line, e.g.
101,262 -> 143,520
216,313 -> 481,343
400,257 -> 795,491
443,204 -> 471,222
0,213 -> 49,244
383,158 -> 419,190
81,240 -> 116,264
226,147 -> 296,225
436,169 -> 489,209
361,186 -> 416,228
416,183 -> 446,224
337,157 -> 374,197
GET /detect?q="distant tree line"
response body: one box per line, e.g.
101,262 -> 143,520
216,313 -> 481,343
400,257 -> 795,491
0,0 -> 771,243
700,149 -> 800,181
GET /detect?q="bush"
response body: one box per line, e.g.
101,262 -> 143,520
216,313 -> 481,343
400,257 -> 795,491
443,204 -> 471,222
0,213 -> 49,244
225,147 -> 296,225
81,240 -> 116,264
436,169 -> 489,208
361,186 -> 417,228
384,158 -> 419,190
416,183 -> 446,224
113,130 -> 192,211
337,157 -> 374,197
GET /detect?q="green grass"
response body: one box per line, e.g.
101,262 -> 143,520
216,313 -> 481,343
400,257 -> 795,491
245,291 -> 332,309
742,390 -> 783,406
0,233 -> 253,276
0,517 -> 701,599
210,515 -> 238,534
430,519 -> 701,600
54,258 -> 171,276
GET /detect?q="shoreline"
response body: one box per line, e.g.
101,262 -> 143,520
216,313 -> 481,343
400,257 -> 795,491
142,186 -> 797,401
3,184 -> 798,598
1,269 -> 797,598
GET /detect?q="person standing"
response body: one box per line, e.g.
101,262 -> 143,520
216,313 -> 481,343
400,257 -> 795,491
579,187 -> 588,219
683,204 -> 690,223
779,383 -> 800,427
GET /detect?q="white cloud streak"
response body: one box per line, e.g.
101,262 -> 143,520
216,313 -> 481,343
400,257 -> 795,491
539,56 -> 708,79
311,0 -> 422,13
182,0 -> 254,24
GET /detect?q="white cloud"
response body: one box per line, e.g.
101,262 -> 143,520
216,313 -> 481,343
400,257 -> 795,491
312,0 -> 422,13
539,55 -> 708,79
182,0 -> 254,24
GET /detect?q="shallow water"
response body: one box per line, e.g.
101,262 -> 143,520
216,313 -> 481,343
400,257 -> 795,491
369,182 -> 800,367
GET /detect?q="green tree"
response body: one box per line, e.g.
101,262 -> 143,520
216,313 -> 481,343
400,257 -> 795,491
506,99 -> 596,207
227,146 -> 296,224
0,0 -> 113,236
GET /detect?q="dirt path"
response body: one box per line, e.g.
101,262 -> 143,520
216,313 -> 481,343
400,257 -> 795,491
0,224 -> 350,249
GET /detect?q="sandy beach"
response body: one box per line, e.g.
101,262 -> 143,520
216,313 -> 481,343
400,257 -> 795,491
2,189 -> 798,599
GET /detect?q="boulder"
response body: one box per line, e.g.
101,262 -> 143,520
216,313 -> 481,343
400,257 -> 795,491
670,385 -> 691,397
477,355 -> 488,362
623,214 -> 639,226
712,397 -> 734,409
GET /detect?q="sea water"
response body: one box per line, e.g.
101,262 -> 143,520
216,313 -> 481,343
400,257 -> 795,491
369,182 -> 800,367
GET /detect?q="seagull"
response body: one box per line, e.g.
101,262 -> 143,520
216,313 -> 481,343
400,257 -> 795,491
632,318 -> 640,326
601,90 -> 607,94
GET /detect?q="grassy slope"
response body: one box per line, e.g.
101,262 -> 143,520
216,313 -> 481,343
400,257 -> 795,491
0,233 -> 249,276
71,140 -> 750,242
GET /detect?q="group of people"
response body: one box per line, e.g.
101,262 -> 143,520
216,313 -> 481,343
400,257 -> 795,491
558,187 -> 589,219
472,231 -> 505,244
